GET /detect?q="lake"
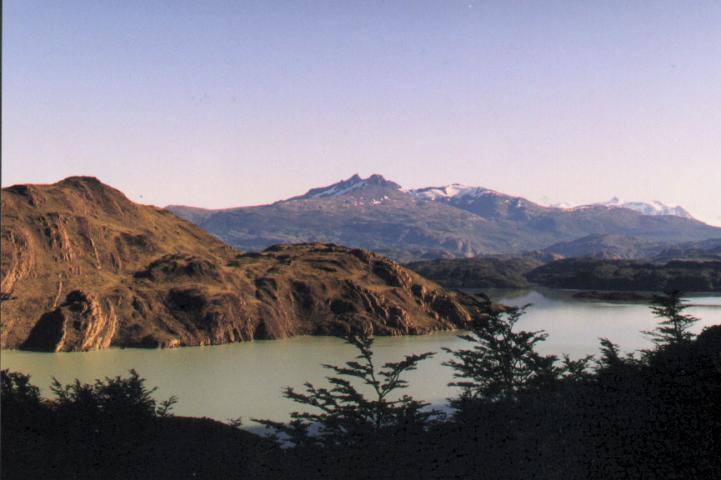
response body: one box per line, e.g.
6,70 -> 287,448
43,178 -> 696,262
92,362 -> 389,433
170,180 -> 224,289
3,289 -> 720,428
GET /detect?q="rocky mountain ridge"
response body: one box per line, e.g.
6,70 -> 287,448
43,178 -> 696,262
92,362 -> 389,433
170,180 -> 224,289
1,177 -> 484,352
168,174 -> 721,261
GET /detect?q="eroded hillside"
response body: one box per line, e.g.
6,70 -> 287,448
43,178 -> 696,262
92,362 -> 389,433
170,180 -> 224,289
1,177 -> 482,351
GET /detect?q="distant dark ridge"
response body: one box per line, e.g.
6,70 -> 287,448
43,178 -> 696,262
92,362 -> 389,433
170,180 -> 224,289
527,258 -> 721,292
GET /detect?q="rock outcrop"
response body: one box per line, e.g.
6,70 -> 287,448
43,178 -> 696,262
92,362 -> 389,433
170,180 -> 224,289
1,177 -> 483,351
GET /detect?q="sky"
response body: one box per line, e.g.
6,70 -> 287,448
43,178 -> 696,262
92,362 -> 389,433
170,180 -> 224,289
3,1 -> 721,224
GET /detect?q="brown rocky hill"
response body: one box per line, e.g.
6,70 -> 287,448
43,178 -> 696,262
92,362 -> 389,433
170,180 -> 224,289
1,177 -> 481,352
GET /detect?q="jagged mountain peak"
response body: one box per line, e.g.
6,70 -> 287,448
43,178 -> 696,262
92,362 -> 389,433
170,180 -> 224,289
290,174 -> 401,200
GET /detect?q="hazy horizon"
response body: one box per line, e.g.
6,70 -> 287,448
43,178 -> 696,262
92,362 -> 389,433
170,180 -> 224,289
3,1 -> 721,225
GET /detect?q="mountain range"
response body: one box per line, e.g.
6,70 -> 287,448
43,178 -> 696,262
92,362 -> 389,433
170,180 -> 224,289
168,174 -> 721,262
0,177 -> 483,352
552,197 -> 694,219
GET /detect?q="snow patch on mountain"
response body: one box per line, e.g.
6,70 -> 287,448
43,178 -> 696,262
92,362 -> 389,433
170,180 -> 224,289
305,177 -> 365,199
598,197 -> 694,218
293,175 -> 695,221
411,184 -> 497,201
293,174 -> 400,200
553,197 -> 694,219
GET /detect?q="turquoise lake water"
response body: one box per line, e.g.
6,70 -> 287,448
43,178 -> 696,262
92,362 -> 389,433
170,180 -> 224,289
3,289 -> 719,427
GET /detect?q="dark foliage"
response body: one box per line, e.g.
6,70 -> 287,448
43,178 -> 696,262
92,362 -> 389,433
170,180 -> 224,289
266,292 -> 721,479
424,292 -> 721,480
1,370 -> 281,480
256,334 -> 441,449
644,289 -> 699,345
3,292 -> 719,479
443,305 -> 561,405
49,369 -> 166,421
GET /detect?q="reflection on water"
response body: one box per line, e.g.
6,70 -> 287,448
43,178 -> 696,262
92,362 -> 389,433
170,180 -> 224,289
2,290 -> 719,426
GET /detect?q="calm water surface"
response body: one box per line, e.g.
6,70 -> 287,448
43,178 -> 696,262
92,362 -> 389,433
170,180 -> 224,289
3,289 -> 720,427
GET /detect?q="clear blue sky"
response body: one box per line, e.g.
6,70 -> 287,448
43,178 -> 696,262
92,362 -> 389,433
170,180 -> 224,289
3,1 -> 721,224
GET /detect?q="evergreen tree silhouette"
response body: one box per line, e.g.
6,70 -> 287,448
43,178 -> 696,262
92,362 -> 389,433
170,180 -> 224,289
256,332 -> 440,448
644,290 -> 699,346
443,305 -> 558,406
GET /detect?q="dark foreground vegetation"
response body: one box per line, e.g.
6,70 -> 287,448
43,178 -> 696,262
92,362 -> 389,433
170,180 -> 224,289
1,370 -> 283,479
3,292 -> 720,479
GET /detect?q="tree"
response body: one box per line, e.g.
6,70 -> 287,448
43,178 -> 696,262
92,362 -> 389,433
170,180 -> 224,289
644,290 -> 698,346
50,369 -> 176,420
256,333 -> 440,448
443,305 -> 559,406
1,370 -> 41,407
597,337 -> 623,369
1,370 -> 43,429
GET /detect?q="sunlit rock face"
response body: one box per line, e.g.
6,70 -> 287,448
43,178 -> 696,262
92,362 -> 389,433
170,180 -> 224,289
1,177 -> 483,352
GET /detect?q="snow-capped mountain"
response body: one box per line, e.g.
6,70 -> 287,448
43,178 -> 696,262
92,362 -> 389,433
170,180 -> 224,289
596,197 -> 694,219
550,202 -> 576,209
168,174 -> 719,261
411,183 -> 548,220
551,197 -> 693,219
411,184 -> 495,201
291,174 -> 401,200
